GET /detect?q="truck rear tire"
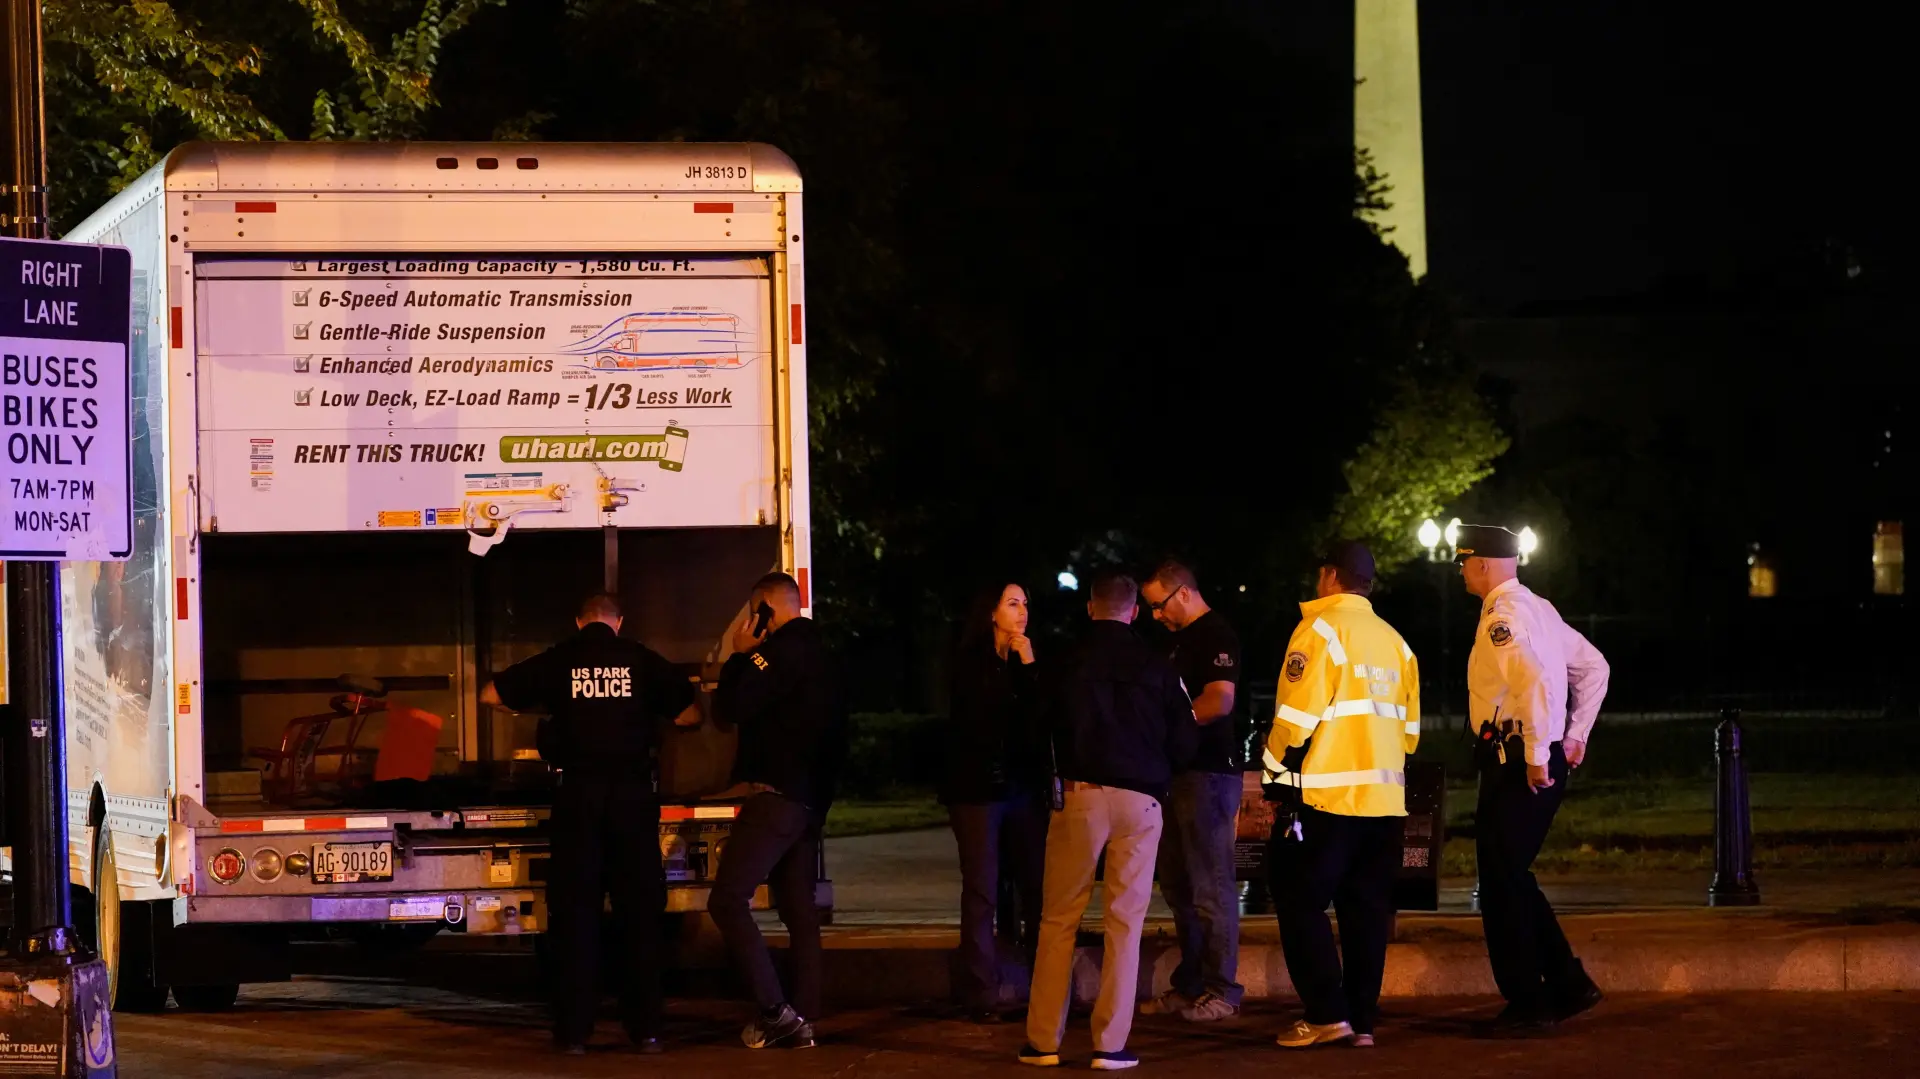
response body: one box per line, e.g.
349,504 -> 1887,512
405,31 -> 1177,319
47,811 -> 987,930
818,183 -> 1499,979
171,983 -> 241,1012
81,827 -> 170,1013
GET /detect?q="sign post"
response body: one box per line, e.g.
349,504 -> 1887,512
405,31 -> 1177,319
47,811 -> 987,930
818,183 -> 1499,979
0,1 -> 121,1074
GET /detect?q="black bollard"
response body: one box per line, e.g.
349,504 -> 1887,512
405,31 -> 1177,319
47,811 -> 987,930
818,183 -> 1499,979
1707,709 -> 1761,907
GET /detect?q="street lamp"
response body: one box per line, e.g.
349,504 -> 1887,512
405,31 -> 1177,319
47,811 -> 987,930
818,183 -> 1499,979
1518,526 -> 1539,566
1416,517 -> 1456,724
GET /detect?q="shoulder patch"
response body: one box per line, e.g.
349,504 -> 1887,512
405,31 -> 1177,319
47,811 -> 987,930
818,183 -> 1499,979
1488,622 -> 1513,647
1214,652 -> 1234,668
1284,650 -> 1308,682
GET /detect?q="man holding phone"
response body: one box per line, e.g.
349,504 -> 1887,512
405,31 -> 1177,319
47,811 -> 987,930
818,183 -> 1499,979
706,571 -> 849,1050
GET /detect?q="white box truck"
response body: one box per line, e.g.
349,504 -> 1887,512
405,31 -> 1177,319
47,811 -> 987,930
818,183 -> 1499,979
35,141 -> 819,1009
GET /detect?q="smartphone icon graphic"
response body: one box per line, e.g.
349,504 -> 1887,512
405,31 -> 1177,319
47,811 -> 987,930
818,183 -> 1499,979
661,426 -> 689,471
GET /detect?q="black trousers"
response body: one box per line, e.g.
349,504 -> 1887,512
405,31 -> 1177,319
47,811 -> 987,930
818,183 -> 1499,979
1476,739 -> 1578,1009
707,791 -> 824,1019
947,797 -> 1047,1008
548,775 -> 665,1045
1267,806 -> 1402,1034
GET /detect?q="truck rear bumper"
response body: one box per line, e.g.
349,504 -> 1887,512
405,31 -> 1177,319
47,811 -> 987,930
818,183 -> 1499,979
177,881 -> 830,930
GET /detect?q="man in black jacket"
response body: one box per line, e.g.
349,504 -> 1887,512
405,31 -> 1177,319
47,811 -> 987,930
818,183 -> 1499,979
706,571 -> 848,1050
1019,569 -> 1199,1071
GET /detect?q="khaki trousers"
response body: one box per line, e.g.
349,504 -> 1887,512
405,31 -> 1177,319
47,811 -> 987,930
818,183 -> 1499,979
1026,784 -> 1164,1054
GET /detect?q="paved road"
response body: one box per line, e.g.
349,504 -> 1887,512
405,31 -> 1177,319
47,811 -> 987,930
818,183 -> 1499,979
114,982 -> 1912,1077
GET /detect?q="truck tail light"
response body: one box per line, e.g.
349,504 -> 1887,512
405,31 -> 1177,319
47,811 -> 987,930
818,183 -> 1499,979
208,848 -> 245,885
251,848 -> 284,882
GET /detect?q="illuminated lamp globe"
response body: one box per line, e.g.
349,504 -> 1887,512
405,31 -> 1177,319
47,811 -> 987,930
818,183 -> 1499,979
1417,519 -> 1442,551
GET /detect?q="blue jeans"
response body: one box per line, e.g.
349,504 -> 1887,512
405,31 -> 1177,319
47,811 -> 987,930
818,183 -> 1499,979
1158,770 -> 1245,1005
948,797 -> 1047,1008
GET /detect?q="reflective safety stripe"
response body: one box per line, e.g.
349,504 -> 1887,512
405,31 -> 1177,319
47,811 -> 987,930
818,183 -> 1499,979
1329,699 -> 1407,720
1276,703 -> 1323,731
1401,640 -> 1414,660
1404,720 -> 1421,737
1294,768 -> 1406,789
1311,619 -> 1348,666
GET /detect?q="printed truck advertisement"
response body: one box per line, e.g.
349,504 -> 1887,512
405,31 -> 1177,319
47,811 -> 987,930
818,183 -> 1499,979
195,256 -> 778,534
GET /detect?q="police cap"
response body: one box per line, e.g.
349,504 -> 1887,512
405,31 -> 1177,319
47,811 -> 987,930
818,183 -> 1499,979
1452,524 -> 1521,561
1320,539 -> 1376,584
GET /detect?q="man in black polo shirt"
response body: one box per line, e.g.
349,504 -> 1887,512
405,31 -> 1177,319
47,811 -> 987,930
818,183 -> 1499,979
1138,560 -> 1246,1022
481,592 -> 699,1055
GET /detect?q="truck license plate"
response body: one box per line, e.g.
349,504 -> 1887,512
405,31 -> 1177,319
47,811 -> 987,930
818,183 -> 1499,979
312,841 -> 393,883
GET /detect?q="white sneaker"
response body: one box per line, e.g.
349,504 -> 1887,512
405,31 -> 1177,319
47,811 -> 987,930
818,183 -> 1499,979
1138,989 -> 1191,1016
1177,992 -> 1240,1022
1275,1019 -> 1355,1048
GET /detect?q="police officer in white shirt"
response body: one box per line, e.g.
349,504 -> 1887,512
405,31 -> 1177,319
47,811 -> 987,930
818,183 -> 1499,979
1456,525 -> 1609,1035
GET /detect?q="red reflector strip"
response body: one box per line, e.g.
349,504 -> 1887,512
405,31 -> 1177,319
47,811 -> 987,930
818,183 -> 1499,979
234,201 -> 277,213
798,567 -> 811,608
176,577 -> 189,619
790,304 -> 804,346
693,202 -> 734,214
218,815 -> 385,834
170,307 -> 183,349
660,806 -> 741,822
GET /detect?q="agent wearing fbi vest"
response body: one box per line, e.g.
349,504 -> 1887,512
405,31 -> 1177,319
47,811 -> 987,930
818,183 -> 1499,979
481,592 -> 700,1056
1456,524 -> 1609,1035
1262,541 -> 1418,1050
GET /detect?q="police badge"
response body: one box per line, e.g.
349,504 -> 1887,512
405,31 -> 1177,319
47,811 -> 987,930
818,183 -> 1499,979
1284,650 -> 1308,682
1489,621 -> 1514,647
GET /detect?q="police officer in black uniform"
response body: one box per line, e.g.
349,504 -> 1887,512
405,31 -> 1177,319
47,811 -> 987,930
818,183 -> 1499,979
481,592 -> 700,1055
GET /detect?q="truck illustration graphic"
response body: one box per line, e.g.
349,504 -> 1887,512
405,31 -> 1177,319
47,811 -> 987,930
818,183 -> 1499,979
560,309 -> 752,369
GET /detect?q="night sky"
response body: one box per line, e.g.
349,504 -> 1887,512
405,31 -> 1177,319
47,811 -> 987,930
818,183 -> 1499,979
1421,4 -> 1893,315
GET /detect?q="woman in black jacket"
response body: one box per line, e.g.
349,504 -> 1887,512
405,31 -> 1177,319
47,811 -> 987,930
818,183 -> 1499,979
942,581 -> 1050,1022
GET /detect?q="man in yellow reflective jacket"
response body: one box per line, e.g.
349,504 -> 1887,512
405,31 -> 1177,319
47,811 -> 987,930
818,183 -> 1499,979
1263,541 -> 1419,1050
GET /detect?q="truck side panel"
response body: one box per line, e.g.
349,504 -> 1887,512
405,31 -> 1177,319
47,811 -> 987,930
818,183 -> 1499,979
60,175 -> 175,900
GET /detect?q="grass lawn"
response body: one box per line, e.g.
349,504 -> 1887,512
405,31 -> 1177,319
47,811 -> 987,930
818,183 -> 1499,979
821,773 -> 1920,875
825,796 -> 948,838
1440,773 -> 1920,874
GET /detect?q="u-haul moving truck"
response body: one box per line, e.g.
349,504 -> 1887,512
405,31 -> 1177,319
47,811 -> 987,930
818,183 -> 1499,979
49,142 -> 817,1009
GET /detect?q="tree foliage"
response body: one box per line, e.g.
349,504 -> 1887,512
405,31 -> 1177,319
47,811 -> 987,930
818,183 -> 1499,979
45,0 -> 505,230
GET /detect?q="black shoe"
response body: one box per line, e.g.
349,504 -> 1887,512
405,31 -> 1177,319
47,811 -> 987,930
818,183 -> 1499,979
634,1037 -> 665,1055
970,1007 -> 1008,1025
1479,1002 -> 1557,1039
556,1043 -> 588,1057
1553,965 -> 1605,1022
781,1021 -> 819,1049
742,1004 -> 808,1049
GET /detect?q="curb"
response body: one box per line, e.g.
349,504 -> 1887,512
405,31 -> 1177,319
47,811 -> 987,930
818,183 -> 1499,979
779,920 -> 1920,1006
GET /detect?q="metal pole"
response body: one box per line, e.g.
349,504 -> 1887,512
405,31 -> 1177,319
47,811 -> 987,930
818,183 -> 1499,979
1,0 -> 75,958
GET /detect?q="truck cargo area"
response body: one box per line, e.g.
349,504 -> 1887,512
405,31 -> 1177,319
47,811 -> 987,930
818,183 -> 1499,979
198,525 -> 779,813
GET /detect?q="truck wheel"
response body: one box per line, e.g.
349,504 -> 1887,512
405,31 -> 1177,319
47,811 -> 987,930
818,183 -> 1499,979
171,984 -> 241,1012
83,828 -> 170,1012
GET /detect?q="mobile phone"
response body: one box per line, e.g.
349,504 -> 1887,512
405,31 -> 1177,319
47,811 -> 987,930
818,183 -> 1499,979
660,425 -> 690,471
751,601 -> 774,638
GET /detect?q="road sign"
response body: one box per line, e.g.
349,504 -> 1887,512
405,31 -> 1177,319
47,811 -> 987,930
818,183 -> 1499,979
0,235 -> 131,561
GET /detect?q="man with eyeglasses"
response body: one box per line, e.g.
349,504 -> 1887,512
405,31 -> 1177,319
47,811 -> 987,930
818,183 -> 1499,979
1137,560 -> 1246,1023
